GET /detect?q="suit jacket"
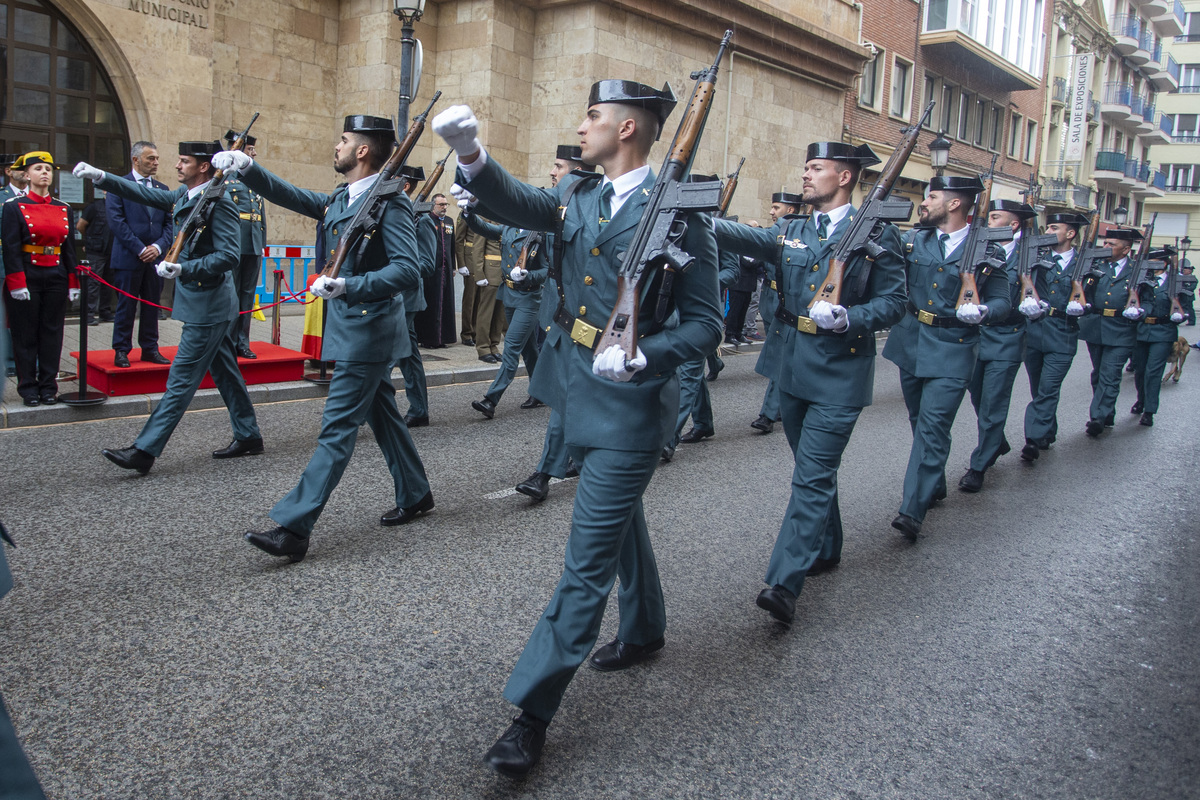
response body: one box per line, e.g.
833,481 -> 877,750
716,208 -> 906,407
1136,276 -> 1193,343
242,163 -> 420,363
465,213 -> 548,310
106,172 -> 173,272
225,176 -> 267,256
461,158 -> 722,452
1025,249 -> 1080,356
978,241 -> 1025,363
407,213 -> 437,316
882,226 -> 1012,379
98,173 -> 239,325
1077,258 -> 1141,347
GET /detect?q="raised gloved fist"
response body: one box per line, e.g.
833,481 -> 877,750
509,267 -> 527,283
956,303 -> 985,325
312,275 -> 346,300
457,266 -> 470,276
72,162 -> 103,182
68,288 -> 80,303
810,300 -> 849,332
155,261 -> 182,279
1018,297 -> 1045,319
1171,312 -> 1184,323
433,106 -> 481,156
211,150 -> 252,174
1066,300 -> 1086,316
9,288 -> 31,301
592,344 -> 647,382
450,183 -> 477,209
1122,306 -> 1144,320
475,278 -> 489,287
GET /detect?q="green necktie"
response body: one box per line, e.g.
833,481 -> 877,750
599,183 -> 614,228
816,213 -> 830,240
939,232 -> 950,259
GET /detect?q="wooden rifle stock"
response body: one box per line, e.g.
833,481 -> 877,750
955,154 -> 999,308
717,157 -> 744,218
417,147 -> 453,203
1167,252 -> 1185,318
1124,214 -> 1157,312
514,231 -> 543,274
1068,208 -> 1104,306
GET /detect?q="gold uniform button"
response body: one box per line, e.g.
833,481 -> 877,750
927,300 -> 934,306
579,306 -> 586,315
937,267 -> 943,272
932,283 -> 938,288
850,348 -> 856,354
811,266 -> 819,272
809,284 -> 815,290
590,248 -> 600,256
333,228 -> 338,235
584,276 -> 594,285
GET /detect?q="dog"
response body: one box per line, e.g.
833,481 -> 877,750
1164,336 -> 1189,383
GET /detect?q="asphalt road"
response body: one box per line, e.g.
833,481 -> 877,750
1,345 -> 1197,799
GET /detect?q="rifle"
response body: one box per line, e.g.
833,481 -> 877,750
1167,247 -> 1186,319
1015,175 -> 1058,307
954,153 -> 1011,308
596,30 -> 733,360
717,157 -> 744,218
321,91 -> 441,279
809,101 -> 934,308
1123,213 -> 1158,313
1067,208 -> 1110,306
514,231 -> 544,280
163,112 -> 259,263
413,147 -> 453,215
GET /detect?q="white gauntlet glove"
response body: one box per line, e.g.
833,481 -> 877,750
1171,312 -> 1184,323
509,267 -> 527,283
1066,300 -> 1086,316
72,162 -> 103,182
211,150 -> 252,174
457,266 -> 470,276
1122,306 -> 1144,320
592,344 -> 647,382
476,278 -> 489,287
311,275 -> 346,299
68,288 -> 80,302
1018,297 -> 1044,319
155,261 -> 182,279
9,288 -> 30,301
451,183 -> 477,209
956,303 -> 987,325
810,301 -> 849,332
433,106 -> 481,157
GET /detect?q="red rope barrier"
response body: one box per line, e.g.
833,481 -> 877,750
76,265 -> 315,316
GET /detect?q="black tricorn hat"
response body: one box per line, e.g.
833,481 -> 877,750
1,154 -> 20,168
805,142 -> 881,167
344,115 -> 397,140
771,191 -> 804,206
1148,245 -> 1177,260
988,199 -> 1037,220
929,175 -> 985,193
398,165 -> 426,183
1104,227 -> 1144,241
587,80 -> 678,130
179,141 -> 221,158
1045,212 -> 1090,227
556,145 -> 585,163
224,129 -> 257,147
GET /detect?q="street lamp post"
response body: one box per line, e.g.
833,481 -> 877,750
928,131 -> 952,178
393,0 -> 427,130
1114,205 -> 1129,227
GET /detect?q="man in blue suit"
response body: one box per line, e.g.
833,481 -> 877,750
106,141 -> 173,367
436,79 -> 722,777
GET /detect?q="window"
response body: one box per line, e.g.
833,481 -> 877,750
1166,164 -> 1199,190
890,57 -> 912,118
1183,64 -> 1200,90
958,92 -> 972,140
974,97 -> 988,146
860,47 -> 882,109
1105,191 -> 1117,217
940,83 -> 956,133
923,74 -> 938,127
1024,120 -> 1037,162
1008,113 -> 1022,157
990,106 -> 1003,151
1175,114 -> 1199,141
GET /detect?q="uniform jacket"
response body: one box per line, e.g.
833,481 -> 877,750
882,226 -> 1012,379
225,176 -> 267,256
465,213 -> 548,310
1136,274 -> 1194,343
1025,248 -> 1080,356
716,208 -> 906,407
2,193 -> 78,293
241,163 -> 421,363
453,211 -> 498,283
106,172 -> 173,273
407,213 -> 437,316
1077,258 -> 1142,348
978,239 -> 1025,363
461,157 -> 723,452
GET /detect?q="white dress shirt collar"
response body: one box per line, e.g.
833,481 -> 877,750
347,173 -> 379,206
187,179 -> 212,201
600,165 -> 651,218
813,203 -> 852,237
938,225 -> 971,258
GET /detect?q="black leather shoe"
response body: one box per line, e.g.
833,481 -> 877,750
212,436 -> 264,459
998,438 -> 1011,457
515,472 -> 550,502
114,351 -> 131,368
1130,401 -> 1143,414
21,397 -> 39,407
461,337 -> 475,347
380,491 -> 434,526
679,427 -> 714,443
403,414 -> 429,427
236,346 -> 258,359
588,636 -> 665,672
479,354 -> 500,364
40,394 -> 58,405
1020,439 -> 1040,461
958,468 -> 984,493
707,360 -> 724,381
806,557 -> 840,577
141,350 -> 170,365
1085,419 -> 1103,437
750,414 -> 774,433
1139,412 -> 1154,427
520,396 -> 544,409
564,461 -> 579,479
102,446 -> 154,474
891,514 -> 921,542
243,526 -> 309,562
756,585 -> 797,623
660,444 -> 675,462
483,714 -> 547,778
472,397 -> 496,419
1103,414 -> 1115,427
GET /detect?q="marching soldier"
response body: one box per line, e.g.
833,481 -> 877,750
1021,211 -> 1088,460
435,78 -> 721,776
882,175 -> 1010,540
716,142 -> 905,622
1077,227 -> 1144,436
211,115 -> 433,561
222,129 -> 267,359
750,190 -> 804,434
396,166 -> 436,427
1131,249 -> 1193,425
1181,260 -> 1196,326
74,142 -> 263,472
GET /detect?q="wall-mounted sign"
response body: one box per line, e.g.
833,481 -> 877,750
128,0 -> 210,29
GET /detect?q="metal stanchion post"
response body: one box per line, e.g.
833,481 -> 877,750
271,268 -> 282,346
60,259 -> 107,406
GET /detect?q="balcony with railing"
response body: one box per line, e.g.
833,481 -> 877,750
1051,76 -> 1068,105
1073,183 -> 1093,209
1129,29 -> 1155,64
1123,158 -> 1142,181
1136,101 -> 1156,132
1177,34 -> 1200,43
1143,112 -> 1173,144
1111,14 -> 1141,53
1043,179 -> 1070,204
920,0 -> 1041,90
1095,150 -> 1128,182
1181,84 -> 1200,94
1149,52 -> 1181,91
1130,94 -> 1146,119
1152,0 -> 1186,36
1101,82 -> 1133,121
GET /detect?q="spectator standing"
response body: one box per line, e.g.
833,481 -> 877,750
2,153 -> 27,199
77,189 -> 114,324
454,206 -> 481,346
414,194 -> 457,348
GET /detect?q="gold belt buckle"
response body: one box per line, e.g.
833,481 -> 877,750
1145,316 -> 1158,324
42,246 -> 56,255
570,317 -> 598,349
505,279 -> 515,289
917,309 -> 935,325
795,315 -> 817,334
1102,309 -> 1116,317
768,280 -> 777,290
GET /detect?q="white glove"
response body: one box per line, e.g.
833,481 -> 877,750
155,261 -> 182,279
1018,297 -> 1044,319
1171,312 -> 1184,323
956,303 -> 985,325
433,106 -> 481,156
312,275 -> 346,299
810,301 -> 849,332
592,344 -> 647,382
68,288 -> 80,302
72,162 -> 103,182
451,183 -> 477,209
475,278 -> 489,287
211,150 -> 252,174
1123,306 -> 1144,320
457,266 -> 470,276
1066,300 -> 1086,316
9,288 -> 30,301
509,267 -> 527,283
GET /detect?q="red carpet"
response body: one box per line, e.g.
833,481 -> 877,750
69,342 -> 309,396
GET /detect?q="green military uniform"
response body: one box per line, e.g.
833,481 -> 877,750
1181,268 -> 1196,325
96,158 -> 261,458
457,210 -> 505,358
1077,248 -> 1140,427
396,203 -> 436,420
453,210 -> 488,343
1133,269 -> 1193,415
240,147 -> 430,538
1023,247 -> 1080,447
224,173 -> 266,353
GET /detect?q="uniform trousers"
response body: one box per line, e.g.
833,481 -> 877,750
1086,342 -> 1132,422
1133,340 -> 1173,413
6,270 -> 67,401
111,262 -> 160,353
270,360 -> 429,537
764,390 -> 859,596
460,276 -> 477,342
473,283 -> 505,358
899,371 -> 968,522
759,377 -> 781,421
503,446 -> 664,721
233,254 -> 260,350
0,692 -> 45,800
133,317 -> 260,457
967,358 -> 1021,471
484,303 -> 538,405
670,358 -> 713,447
536,410 -> 570,478
1023,347 -> 1074,444
396,312 -> 428,419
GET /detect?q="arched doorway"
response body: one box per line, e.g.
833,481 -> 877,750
1,0 -> 130,204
